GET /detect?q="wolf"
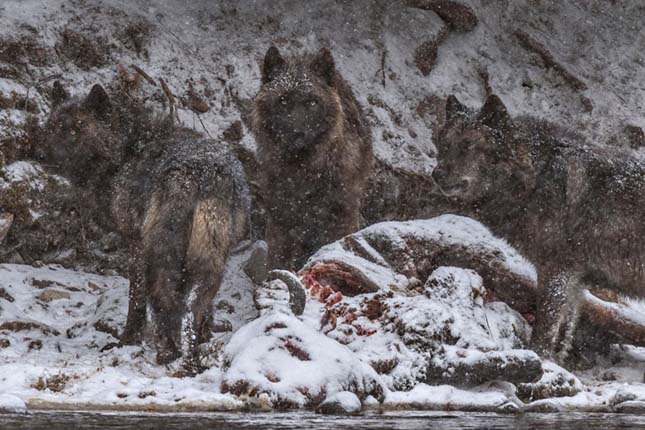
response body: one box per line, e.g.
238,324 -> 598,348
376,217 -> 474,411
251,46 -> 373,270
431,93 -> 645,366
41,84 -> 250,369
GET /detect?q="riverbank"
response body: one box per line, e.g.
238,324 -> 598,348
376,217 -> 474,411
2,262 -> 645,415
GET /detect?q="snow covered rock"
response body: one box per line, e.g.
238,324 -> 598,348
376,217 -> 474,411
90,281 -> 129,339
0,394 -> 26,413
316,391 -> 362,415
516,361 -> 583,402
426,347 -> 542,387
220,310 -> 385,409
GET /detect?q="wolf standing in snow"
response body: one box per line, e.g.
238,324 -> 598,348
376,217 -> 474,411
431,94 -> 645,365
41,84 -> 250,370
252,47 -> 373,270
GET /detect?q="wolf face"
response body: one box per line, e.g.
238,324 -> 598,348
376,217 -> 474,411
41,84 -> 121,184
433,95 -> 535,204
253,47 -> 342,159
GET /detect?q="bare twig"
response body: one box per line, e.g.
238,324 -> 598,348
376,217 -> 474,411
130,64 -> 157,86
158,77 -> 176,117
196,113 -> 213,138
373,49 -> 387,87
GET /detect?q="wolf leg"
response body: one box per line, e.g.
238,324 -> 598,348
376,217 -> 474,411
179,198 -> 236,373
530,272 -> 584,363
141,178 -> 199,365
121,242 -> 146,344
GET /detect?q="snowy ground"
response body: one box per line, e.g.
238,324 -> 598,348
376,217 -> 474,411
2,232 -> 645,413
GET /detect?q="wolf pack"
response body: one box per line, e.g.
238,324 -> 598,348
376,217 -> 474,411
37,46 -> 645,373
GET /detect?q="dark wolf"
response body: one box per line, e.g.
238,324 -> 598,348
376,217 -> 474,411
251,47 -> 373,270
431,94 -> 645,366
41,84 -> 250,369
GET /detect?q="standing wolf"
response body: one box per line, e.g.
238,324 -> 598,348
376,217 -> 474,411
252,47 -> 373,270
41,84 -> 250,369
431,94 -> 645,365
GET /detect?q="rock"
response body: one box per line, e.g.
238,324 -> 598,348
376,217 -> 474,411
243,242 -> 268,284
414,29 -> 448,76
524,401 -> 565,413
91,282 -> 128,339
0,212 -> 13,243
0,321 -> 59,336
37,289 -> 70,303
0,287 -> 15,303
317,391 -> 362,415
0,338 -> 10,348
426,348 -> 543,386
614,400 -> 645,414
28,339 -> 42,351
517,361 -> 583,402
212,319 -> 233,333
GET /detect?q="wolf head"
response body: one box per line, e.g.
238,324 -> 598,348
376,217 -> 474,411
41,83 -> 122,185
433,94 -> 536,204
253,46 -> 343,159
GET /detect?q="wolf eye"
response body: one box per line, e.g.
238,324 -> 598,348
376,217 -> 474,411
281,97 -> 287,105
310,100 -> 317,106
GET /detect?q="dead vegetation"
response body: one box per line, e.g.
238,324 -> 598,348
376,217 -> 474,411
0,91 -> 39,113
0,31 -> 52,70
31,373 -> 72,393
56,28 -> 111,70
0,321 -> 60,336
116,19 -> 154,58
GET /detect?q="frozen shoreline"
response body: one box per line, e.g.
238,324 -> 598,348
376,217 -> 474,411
2,261 -> 645,415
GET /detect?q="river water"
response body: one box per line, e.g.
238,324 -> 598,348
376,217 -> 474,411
2,411 -> 645,430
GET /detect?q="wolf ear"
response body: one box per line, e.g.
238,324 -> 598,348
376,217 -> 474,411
477,94 -> 511,130
262,46 -> 286,84
310,47 -> 336,86
51,81 -> 69,108
84,84 -> 111,119
445,95 -> 468,122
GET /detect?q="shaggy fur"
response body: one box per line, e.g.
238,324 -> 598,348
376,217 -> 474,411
252,47 -> 373,269
41,85 -> 250,369
431,94 -> 645,363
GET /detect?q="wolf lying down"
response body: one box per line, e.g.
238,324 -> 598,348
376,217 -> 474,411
431,94 -> 645,366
